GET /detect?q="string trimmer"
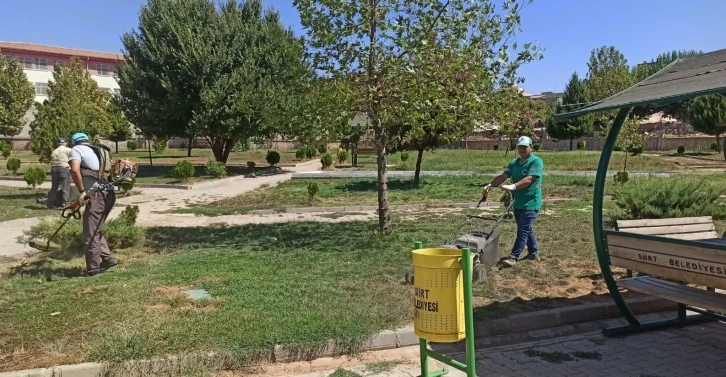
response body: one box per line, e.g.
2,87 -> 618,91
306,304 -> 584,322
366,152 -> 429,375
27,159 -> 138,252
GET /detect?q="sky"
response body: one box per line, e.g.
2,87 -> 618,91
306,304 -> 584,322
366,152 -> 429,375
1,0 -> 724,94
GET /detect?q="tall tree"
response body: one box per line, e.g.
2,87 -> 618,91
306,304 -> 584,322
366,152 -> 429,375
29,57 -> 113,162
586,46 -> 633,103
119,0 -> 307,163
546,72 -> 593,150
0,58 -> 35,137
105,98 -> 131,153
686,94 -> 726,161
295,0 -> 543,234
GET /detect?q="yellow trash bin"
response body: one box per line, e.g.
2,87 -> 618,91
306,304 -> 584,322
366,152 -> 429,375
412,247 -> 466,343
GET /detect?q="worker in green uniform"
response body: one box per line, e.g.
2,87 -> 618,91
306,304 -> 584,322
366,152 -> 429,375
485,136 -> 544,267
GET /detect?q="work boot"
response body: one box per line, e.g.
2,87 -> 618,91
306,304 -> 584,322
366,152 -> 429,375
522,253 -> 540,261
500,256 -> 517,268
100,258 -> 118,271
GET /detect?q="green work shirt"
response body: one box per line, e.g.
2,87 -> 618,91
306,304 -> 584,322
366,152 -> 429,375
504,154 -> 544,210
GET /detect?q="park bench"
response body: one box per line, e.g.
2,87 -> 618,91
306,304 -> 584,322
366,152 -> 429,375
352,147 -> 377,166
604,216 -> 726,335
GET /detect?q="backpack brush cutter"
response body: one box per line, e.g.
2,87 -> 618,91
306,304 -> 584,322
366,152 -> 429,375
27,159 -> 138,252
405,185 -> 513,284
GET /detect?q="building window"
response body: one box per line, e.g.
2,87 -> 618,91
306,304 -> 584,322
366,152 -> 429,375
96,64 -> 109,76
113,65 -> 119,77
18,57 -> 32,69
34,58 -> 47,70
53,60 -> 65,67
35,83 -> 48,96
3,55 -> 13,62
113,88 -> 121,96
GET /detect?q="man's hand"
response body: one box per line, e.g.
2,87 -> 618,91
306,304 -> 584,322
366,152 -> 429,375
501,184 -> 516,191
79,191 -> 90,206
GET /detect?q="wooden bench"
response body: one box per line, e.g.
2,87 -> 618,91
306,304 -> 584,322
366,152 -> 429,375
352,147 -> 377,166
604,216 -> 726,335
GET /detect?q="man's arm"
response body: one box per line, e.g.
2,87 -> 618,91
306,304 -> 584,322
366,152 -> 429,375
488,163 -> 513,187
70,160 -> 84,193
515,158 -> 543,190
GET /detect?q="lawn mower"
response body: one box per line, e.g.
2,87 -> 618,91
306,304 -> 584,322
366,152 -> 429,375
27,158 -> 138,252
405,185 -> 513,284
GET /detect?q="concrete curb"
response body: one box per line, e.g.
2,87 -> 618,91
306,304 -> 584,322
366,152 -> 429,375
247,198 -> 575,215
0,296 -> 676,377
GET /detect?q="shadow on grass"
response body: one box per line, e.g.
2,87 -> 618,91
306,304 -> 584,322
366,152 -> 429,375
334,179 -> 422,192
0,192 -> 46,200
7,257 -> 84,279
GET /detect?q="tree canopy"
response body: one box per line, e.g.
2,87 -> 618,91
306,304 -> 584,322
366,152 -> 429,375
0,58 -> 35,137
295,0 -> 543,234
546,72 -> 593,150
29,57 -> 113,162
119,0 -> 309,163
686,94 -> 726,160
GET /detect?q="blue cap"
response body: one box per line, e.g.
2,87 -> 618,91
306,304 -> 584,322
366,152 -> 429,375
58,137 -> 67,144
71,133 -> 89,143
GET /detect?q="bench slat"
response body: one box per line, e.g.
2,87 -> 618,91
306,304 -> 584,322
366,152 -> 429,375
607,234 -> 726,264
616,216 -> 714,229
618,277 -> 726,313
610,256 -> 726,290
659,231 -> 720,240
620,223 -> 716,236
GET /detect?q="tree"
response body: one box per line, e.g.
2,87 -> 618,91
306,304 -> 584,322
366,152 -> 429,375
586,46 -> 633,102
296,0 -> 544,234
546,72 -> 593,150
493,89 -> 547,154
119,0 -> 308,163
0,58 -> 34,137
686,94 -> 726,161
105,98 -> 131,153
29,57 -> 113,162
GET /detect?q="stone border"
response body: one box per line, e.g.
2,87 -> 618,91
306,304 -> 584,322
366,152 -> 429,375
247,198 -> 575,215
0,296 -> 676,377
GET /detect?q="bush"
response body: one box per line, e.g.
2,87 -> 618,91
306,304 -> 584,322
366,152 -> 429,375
6,158 -> 21,174
577,140 -> 586,150
266,150 -> 281,166
0,141 -> 10,159
233,139 -> 251,152
205,161 -> 227,178
493,144 -> 499,150
307,182 -> 319,203
677,145 -> 685,154
613,170 -> 629,185
336,148 -> 349,164
153,138 -> 167,154
295,148 -> 305,160
711,142 -> 721,152
627,144 -> 643,156
320,152 -> 333,169
172,160 -> 195,182
247,161 -> 256,168
533,142 -> 541,151
611,177 -> 726,221
126,140 -> 138,151
20,205 -> 145,252
316,144 -> 328,154
400,152 -> 409,162
24,167 -> 45,188
304,145 -> 317,159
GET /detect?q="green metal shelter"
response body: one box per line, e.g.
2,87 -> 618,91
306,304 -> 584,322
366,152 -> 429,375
553,48 -> 726,336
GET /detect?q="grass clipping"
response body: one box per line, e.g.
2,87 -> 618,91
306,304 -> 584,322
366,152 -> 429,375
18,205 -> 146,252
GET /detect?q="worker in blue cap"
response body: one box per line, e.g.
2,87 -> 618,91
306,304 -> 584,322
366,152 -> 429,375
69,132 -> 118,276
47,137 -> 72,208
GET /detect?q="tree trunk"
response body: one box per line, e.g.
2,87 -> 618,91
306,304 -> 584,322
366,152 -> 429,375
147,138 -> 153,167
187,135 -> 193,157
722,136 -> 726,162
414,148 -> 424,188
211,138 -> 234,163
115,141 -> 119,154
569,138 -> 573,151
368,0 -> 391,235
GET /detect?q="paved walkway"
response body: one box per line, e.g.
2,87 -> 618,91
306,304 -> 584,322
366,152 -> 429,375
0,160 -> 323,259
267,315 -> 726,377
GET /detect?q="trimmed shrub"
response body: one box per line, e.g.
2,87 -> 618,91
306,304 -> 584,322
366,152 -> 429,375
533,142 -> 541,151
126,140 -> 138,151
247,161 -> 256,168
611,177 -> 726,221
627,144 -> 643,156
6,158 -> 21,174
711,142 -> 721,152
205,161 -> 227,178
153,138 -> 167,154
172,160 -> 195,182
307,182 -> 319,203
266,150 -> 281,166
336,149 -> 349,164
400,152 -> 409,162
677,145 -> 685,154
0,141 -> 10,159
295,148 -> 305,160
577,140 -> 586,150
24,167 -> 45,188
20,205 -> 145,252
613,171 -> 629,185
493,144 -> 499,151
320,152 -> 334,169
316,144 -> 328,154
304,145 -> 317,159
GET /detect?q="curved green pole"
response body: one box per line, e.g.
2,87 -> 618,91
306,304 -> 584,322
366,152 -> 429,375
593,106 -> 640,326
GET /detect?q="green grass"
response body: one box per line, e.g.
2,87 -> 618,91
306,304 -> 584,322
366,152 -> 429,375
355,149 -> 684,172
1,200 -> 672,371
0,186 -> 57,222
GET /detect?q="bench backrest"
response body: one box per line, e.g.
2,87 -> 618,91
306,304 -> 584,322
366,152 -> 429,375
355,147 -> 377,155
616,216 -> 719,240
608,216 -> 726,290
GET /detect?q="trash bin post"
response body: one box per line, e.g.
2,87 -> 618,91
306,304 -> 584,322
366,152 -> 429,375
412,242 -> 477,377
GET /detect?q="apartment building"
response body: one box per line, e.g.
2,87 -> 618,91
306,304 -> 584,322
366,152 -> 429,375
0,42 -> 125,143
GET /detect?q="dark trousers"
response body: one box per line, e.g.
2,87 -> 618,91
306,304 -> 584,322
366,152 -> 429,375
83,189 -> 117,272
511,209 -> 539,259
47,167 -> 70,208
